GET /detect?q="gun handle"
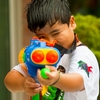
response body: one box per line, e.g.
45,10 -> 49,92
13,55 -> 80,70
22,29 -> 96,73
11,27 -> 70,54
32,93 -> 40,100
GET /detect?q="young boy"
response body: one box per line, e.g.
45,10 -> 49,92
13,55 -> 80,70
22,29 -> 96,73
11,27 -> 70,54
4,0 -> 99,100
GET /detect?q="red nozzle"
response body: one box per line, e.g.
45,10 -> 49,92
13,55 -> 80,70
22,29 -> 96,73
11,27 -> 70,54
46,50 -> 58,63
31,50 -> 44,63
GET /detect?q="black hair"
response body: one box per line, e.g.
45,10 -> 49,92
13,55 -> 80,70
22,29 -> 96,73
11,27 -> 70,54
26,0 -> 71,32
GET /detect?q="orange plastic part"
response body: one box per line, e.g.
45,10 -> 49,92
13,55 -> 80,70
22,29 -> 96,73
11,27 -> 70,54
46,50 -> 58,63
31,50 -> 44,63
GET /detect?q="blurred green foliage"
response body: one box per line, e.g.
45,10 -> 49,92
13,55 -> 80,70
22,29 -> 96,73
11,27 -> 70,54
75,14 -> 100,65
75,14 -> 100,99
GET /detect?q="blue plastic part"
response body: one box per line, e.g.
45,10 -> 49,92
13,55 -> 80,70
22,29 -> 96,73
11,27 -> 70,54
24,39 -> 60,78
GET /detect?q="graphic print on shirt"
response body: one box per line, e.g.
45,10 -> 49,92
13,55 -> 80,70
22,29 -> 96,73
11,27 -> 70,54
78,60 -> 92,77
42,65 -> 66,100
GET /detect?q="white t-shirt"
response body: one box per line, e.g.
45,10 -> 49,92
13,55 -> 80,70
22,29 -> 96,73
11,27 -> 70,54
12,45 -> 99,100
58,45 -> 99,100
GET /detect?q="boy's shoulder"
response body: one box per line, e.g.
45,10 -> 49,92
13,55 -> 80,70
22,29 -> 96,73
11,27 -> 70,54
12,64 -> 29,77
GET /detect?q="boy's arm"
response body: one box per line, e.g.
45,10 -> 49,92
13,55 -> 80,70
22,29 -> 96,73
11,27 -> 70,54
4,70 -> 42,96
4,70 -> 25,92
53,73 -> 84,92
37,66 -> 84,92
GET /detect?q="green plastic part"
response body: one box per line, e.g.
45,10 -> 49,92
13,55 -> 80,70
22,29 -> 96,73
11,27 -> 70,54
32,93 -> 40,100
41,68 -> 50,79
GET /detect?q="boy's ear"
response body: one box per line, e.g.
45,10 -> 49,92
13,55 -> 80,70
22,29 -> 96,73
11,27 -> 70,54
69,16 -> 76,30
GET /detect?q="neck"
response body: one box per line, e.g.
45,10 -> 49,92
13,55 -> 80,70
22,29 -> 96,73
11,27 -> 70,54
74,33 -> 82,46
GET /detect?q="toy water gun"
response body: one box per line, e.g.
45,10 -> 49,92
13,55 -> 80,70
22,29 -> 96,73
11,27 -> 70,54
18,37 -> 60,79
18,37 -> 61,100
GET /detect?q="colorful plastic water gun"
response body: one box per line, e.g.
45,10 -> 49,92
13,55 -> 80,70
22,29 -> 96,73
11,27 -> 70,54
18,37 -> 60,79
18,37 -> 61,100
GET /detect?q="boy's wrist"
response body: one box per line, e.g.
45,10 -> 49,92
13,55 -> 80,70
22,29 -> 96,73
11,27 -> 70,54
50,71 -> 60,86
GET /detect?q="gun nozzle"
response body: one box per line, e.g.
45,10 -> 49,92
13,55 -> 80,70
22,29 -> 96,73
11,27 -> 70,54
31,50 -> 44,63
46,50 -> 58,63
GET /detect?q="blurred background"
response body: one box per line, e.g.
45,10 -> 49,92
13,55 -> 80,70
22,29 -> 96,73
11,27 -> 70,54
0,0 -> 100,100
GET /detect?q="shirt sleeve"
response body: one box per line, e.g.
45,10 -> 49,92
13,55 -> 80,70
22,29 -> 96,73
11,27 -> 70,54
12,64 -> 28,77
68,48 -> 99,99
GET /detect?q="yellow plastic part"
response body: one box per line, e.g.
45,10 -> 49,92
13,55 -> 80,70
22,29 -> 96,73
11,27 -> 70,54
18,48 -> 25,63
31,48 -> 59,65
42,86 -> 48,95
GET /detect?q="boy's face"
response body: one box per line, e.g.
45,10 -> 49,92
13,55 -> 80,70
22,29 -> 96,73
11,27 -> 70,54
35,16 -> 76,49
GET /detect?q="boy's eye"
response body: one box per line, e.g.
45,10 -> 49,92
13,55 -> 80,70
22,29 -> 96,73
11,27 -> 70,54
52,32 -> 59,36
38,36 -> 46,39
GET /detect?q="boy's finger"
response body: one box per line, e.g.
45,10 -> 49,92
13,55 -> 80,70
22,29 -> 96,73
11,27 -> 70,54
45,65 -> 56,71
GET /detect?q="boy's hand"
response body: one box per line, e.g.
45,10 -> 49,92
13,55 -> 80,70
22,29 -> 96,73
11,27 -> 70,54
23,76 -> 42,96
37,65 -> 59,86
